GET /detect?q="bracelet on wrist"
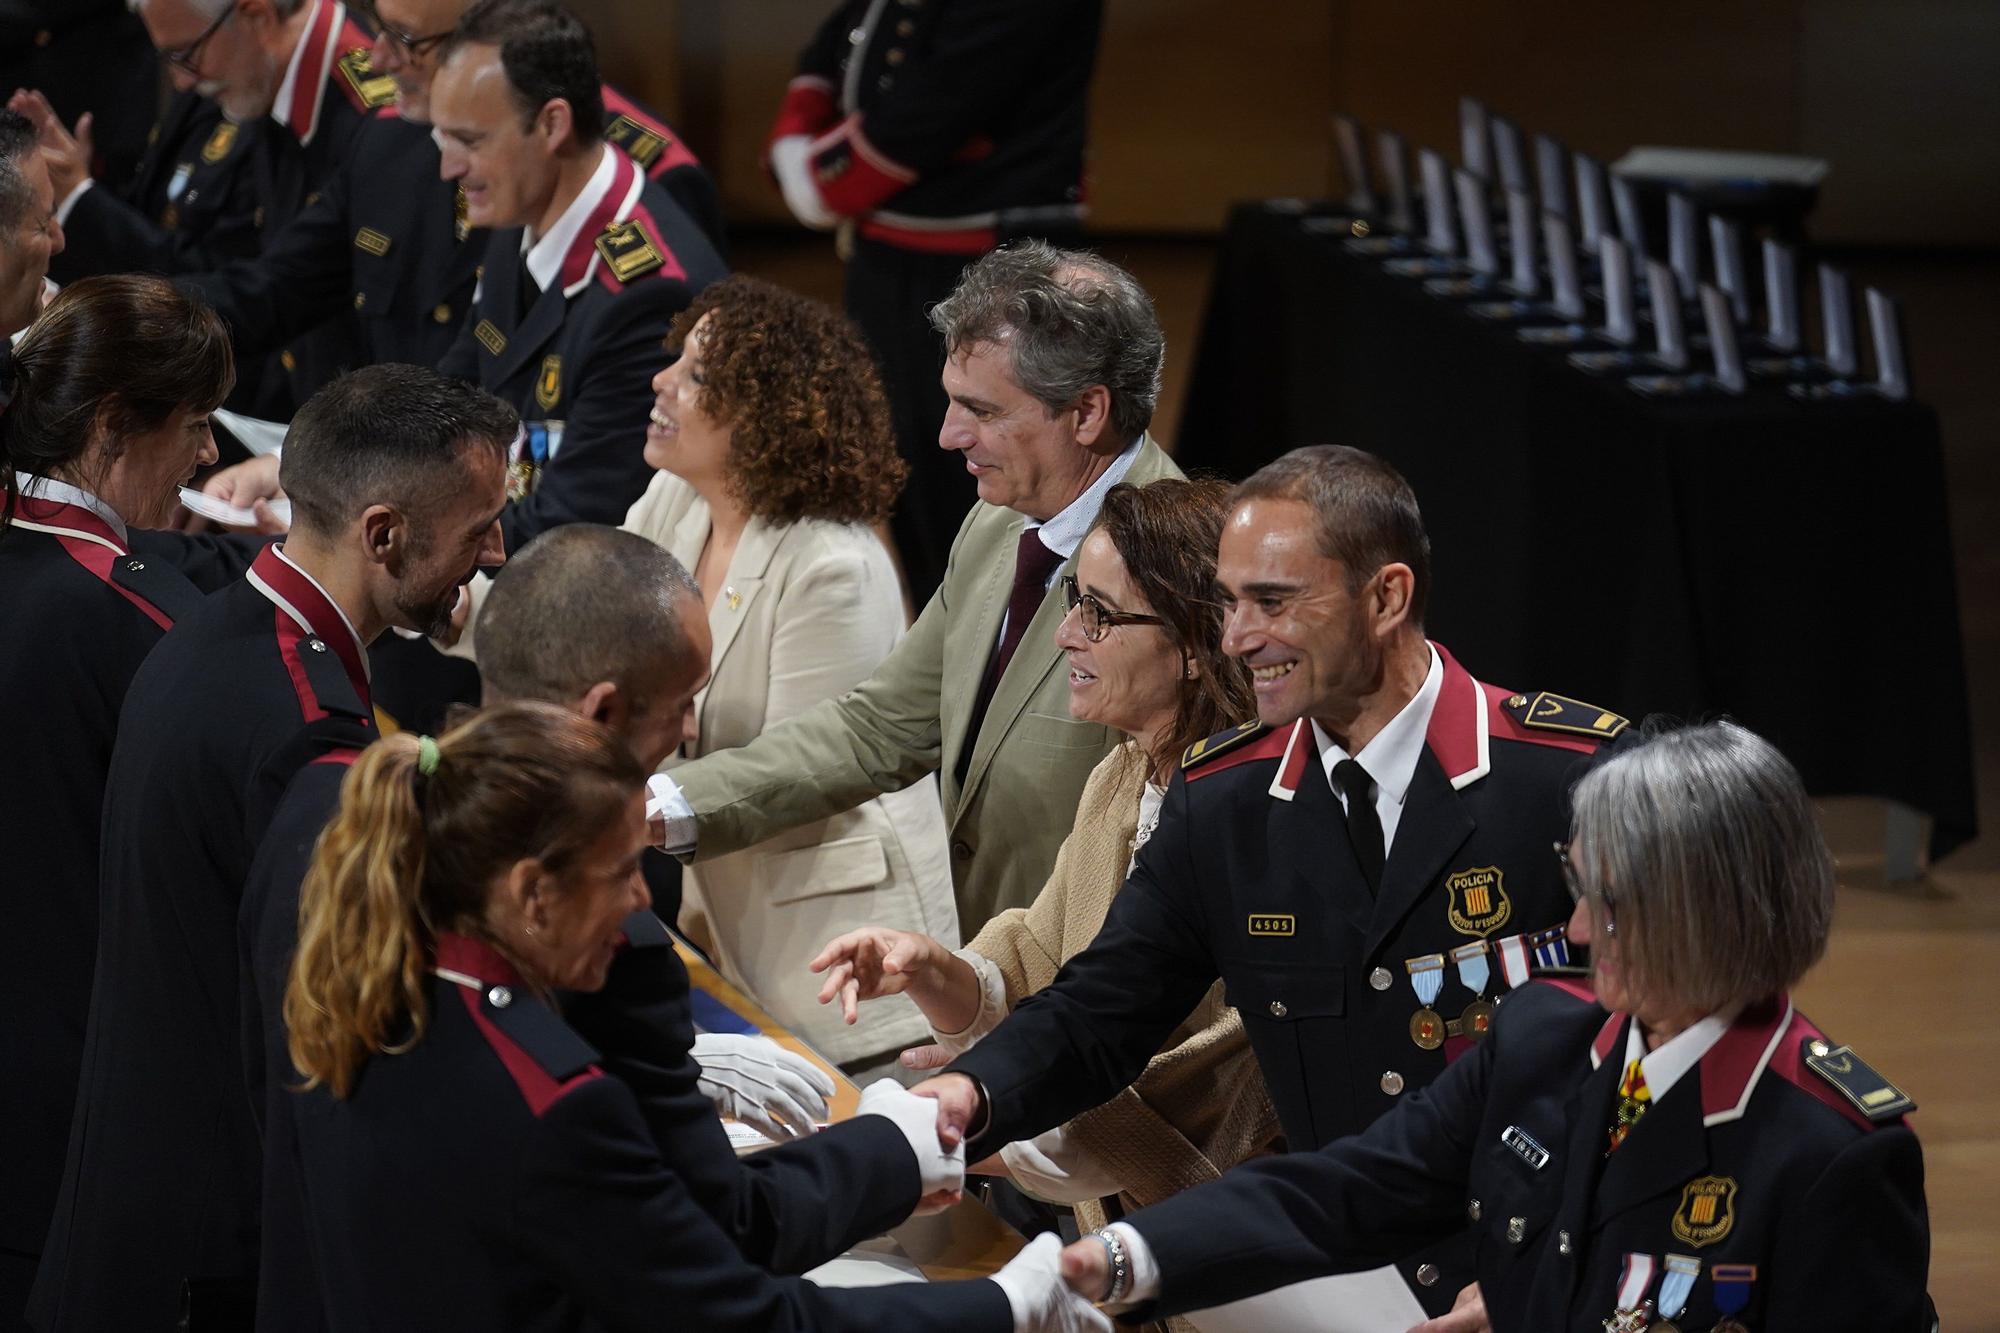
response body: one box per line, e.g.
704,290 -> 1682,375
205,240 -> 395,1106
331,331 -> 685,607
1094,1227 -> 1132,1305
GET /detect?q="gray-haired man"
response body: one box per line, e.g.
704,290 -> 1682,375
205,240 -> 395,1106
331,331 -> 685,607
651,240 -> 1184,936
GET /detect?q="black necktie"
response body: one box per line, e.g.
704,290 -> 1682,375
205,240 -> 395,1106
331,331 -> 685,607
1331,758 -> 1385,895
957,530 -> 1065,783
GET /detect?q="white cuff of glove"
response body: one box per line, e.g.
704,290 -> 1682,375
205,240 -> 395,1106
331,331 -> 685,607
692,1032 -> 834,1142
855,1077 -> 965,1198
989,1233 -> 1113,1333
1102,1222 -> 1160,1307
770,134 -> 839,231
644,772 -> 698,855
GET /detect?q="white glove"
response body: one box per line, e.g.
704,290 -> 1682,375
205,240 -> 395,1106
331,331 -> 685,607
989,1234 -> 1114,1333
854,1077 -> 965,1199
770,133 -> 839,231
692,1032 -> 834,1142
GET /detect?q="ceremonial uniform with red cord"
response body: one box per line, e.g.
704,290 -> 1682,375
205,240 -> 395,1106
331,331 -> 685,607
0,483 -> 208,1327
764,0 -> 1104,602
1105,976 -> 1930,1333
947,643 -> 1626,1316
29,543 -> 376,1333
180,82 -> 720,380
437,142 -> 726,555
52,0 -> 388,417
275,928 -> 1021,1330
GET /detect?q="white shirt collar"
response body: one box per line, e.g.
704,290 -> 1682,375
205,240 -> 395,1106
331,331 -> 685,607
1023,434 -> 1145,561
13,471 -> 128,543
520,143 -> 618,295
1620,1005 -> 1743,1102
1312,642 -> 1443,837
269,0 -> 330,132
272,543 -> 370,679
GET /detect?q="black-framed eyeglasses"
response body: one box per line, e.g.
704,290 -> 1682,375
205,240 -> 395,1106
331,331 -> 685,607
1061,574 -> 1166,644
1555,841 -> 1616,936
161,2 -> 235,75
355,2 -> 454,56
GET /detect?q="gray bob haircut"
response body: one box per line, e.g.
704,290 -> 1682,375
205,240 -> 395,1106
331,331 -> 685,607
1570,720 -> 1834,1016
476,524 -> 702,710
928,240 -> 1164,444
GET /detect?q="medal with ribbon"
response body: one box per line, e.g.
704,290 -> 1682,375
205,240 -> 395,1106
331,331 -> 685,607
1603,1252 -> 1658,1332
1406,953 -> 1446,1050
1647,1253 -> 1701,1332
1495,932 -> 1534,989
1708,1263 -> 1755,1333
1453,940 -> 1495,1040
1529,923 -> 1571,969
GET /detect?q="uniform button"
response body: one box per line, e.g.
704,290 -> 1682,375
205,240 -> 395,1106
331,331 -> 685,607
1380,1070 -> 1404,1095
432,303 -> 453,324
280,349 -> 297,372
886,47 -> 905,65
353,292 -> 366,309
487,985 -> 512,1008
1415,1264 -> 1439,1288
897,17 -> 916,35
849,25 -> 866,43
1506,693 -> 1527,708
306,638 -> 327,653
1557,1230 -> 1572,1256
950,840 -> 972,859
877,74 -> 895,91
1467,1199 -> 1481,1222
1809,1039 -> 1831,1057
1268,1000 -> 1288,1018
1506,1217 -> 1525,1244
1369,966 -> 1392,991
125,559 -> 146,572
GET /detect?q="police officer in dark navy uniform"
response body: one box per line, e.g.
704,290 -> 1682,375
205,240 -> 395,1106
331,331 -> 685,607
766,0 -> 1105,602
430,0 -> 726,556
18,0 -> 393,418
177,0 -> 722,387
1058,722 -> 1933,1333
915,446 -> 1628,1318
29,366 -> 515,1333
0,277 -> 232,1333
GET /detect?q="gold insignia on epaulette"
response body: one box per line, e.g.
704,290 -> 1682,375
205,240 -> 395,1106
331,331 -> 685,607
1247,914 -> 1295,937
605,113 -> 667,169
1510,691 -> 1629,739
594,219 -> 664,283
353,227 -> 391,256
1671,1176 -> 1737,1248
536,355 -> 562,411
338,48 -> 398,108
201,122 -> 237,164
1182,718 -> 1264,770
1804,1040 -> 1915,1122
474,320 -> 507,356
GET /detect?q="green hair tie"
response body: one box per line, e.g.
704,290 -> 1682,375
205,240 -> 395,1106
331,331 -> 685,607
416,735 -> 441,776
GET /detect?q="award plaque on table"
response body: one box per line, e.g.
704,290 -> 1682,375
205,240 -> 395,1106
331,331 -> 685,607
1382,149 -> 1472,277
1466,190 -> 1563,322
1790,287 -> 1911,402
1745,239 -> 1818,377
1460,96 -> 1492,181
1535,134 -> 1571,221
1490,115 -> 1529,195
1424,169 -> 1504,297
1629,284 -> 1747,397
1709,216 -> 1752,323
1509,215 -> 1592,340
1345,130 -> 1419,255
1574,259 -> 1687,375
1574,153 -> 1611,253
1667,193 -> 1701,301
1820,264 -> 1860,376
1333,113 -> 1376,215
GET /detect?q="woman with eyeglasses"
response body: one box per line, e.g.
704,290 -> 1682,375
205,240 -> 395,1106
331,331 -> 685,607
812,479 -> 1283,1311
1054,720 -> 1932,1333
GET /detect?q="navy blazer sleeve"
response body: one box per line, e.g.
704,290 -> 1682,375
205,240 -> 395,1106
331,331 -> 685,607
948,776 -> 1223,1161
179,169 -> 357,352
519,1074 -> 1014,1332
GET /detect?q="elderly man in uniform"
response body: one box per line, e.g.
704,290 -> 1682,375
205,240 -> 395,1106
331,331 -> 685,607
171,0 -> 718,399
650,239 -> 1180,938
766,0 -> 1105,602
912,446 -> 1628,1326
0,110 -> 60,348
11,0 -> 389,416
29,365 -> 514,1333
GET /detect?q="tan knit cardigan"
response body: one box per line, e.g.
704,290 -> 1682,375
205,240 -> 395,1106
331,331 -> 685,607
967,742 -> 1282,1242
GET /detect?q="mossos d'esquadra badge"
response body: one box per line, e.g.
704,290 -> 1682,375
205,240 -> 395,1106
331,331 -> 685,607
1445,865 -> 1512,936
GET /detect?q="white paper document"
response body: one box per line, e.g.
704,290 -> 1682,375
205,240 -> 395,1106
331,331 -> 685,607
1186,1265 -> 1427,1333
178,487 -> 291,528
211,407 -> 289,458
804,1235 -> 929,1289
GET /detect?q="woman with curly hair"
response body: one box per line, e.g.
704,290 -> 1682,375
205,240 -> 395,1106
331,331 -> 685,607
626,274 -> 958,1080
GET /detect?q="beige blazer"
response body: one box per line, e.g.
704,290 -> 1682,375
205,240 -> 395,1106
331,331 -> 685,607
628,473 -> 958,1065
674,436 -> 1184,934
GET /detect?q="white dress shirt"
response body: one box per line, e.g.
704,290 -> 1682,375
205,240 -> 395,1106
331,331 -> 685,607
1310,642 -> 1443,855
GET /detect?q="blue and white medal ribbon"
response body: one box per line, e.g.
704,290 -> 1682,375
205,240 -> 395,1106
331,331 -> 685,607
1658,1254 -> 1700,1321
1452,940 -> 1491,995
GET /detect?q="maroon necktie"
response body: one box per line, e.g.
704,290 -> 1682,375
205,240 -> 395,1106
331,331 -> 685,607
960,529 -> 1065,776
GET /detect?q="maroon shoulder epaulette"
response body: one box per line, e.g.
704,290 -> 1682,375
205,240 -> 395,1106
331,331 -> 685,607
1182,719 -> 1281,780
592,208 -> 686,292
1491,686 -> 1628,753
454,984 -> 603,1118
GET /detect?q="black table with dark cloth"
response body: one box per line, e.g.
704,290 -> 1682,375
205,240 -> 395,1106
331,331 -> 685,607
1176,201 -> 1976,860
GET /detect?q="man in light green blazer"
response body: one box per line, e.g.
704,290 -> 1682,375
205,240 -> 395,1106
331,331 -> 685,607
652,241 -> 1184,934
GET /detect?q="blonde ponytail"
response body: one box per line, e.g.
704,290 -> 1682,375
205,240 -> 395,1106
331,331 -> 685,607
286,734 -> 432,1098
